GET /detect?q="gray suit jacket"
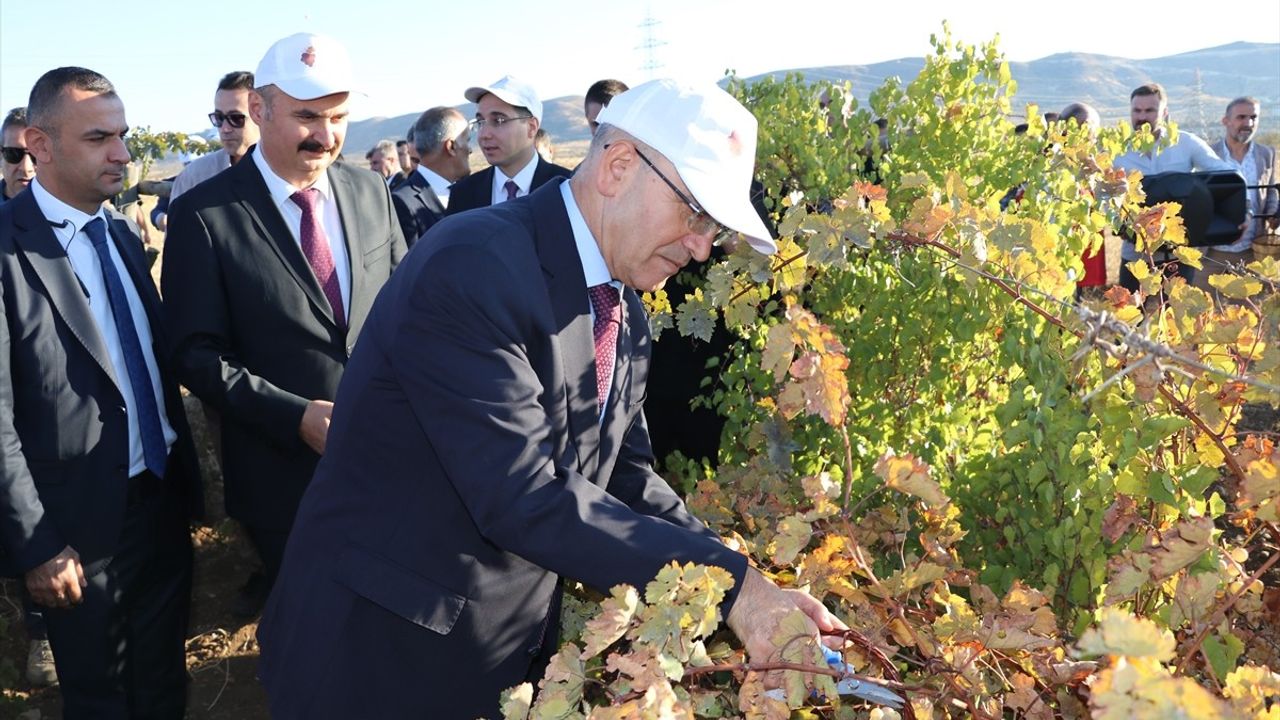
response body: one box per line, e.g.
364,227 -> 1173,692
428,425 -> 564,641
161,155 -> 406,530
0,190 -> 202,577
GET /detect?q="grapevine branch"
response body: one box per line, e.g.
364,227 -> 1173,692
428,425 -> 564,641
1173,549 -> 1279,674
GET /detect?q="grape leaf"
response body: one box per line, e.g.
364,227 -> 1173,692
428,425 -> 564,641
581,586 -> 639,659
873,451 -> 950,508
1077,608 -> 1175,661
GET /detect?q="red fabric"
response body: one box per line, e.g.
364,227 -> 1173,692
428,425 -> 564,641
1079,242 -> 1106,287
588,284 -> 621,414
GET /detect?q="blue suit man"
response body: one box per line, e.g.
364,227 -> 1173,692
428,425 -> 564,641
258,80 -> 844,719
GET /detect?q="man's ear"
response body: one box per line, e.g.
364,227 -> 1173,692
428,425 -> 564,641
527,118 -> 540,141
248,90 -> 268,125
24,125 -> 53,166
593,141 -> 636,199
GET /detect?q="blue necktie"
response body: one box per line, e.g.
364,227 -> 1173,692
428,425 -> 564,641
84,218 -> 167,478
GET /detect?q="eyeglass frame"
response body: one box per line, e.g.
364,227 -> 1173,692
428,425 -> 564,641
470,114 -> 534,131
627,145 -> 736,245
208,111 -> 248,129
1,146 -> 34,164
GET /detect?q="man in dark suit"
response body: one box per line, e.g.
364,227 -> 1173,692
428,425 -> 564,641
0,66 -> 202,719
446,75 -> 572,215
258,79 -> 844,719
161,32 -> 406,616
391,105 -> 471,245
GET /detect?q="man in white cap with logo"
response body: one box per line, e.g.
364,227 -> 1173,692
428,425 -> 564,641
444,75 -> 572,216
257,79 -> 845,718
161,32 -> 406,618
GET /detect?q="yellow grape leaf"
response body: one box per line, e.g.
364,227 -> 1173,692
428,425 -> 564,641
737,673 -> 790,720
1148,516 -> 1215,580
499,682 -> 534,720
770,514 -> 812,566
606,646 -> 671,691
875,562 -> 948,597
787,350 -> 851,426
1223,664 -> 1280,718
1006,672 -> 1053,720
1208,273 -> 1263,300
1195,431 -> 1228,468
761,323 -> 795,383
1077,608 -> 1175,661
539,644 -> 586,697
1245,254 -> 1280,282
899,171 -> 930,189
873,451 -> 950,507
904,196 -> 953,238
581,585 -> 639,659
770,609 -> 829,706
1172,246 -> 1203,270
1104,553 -> 1155,606
1236,436 -> 1280,523
1089,656 -> 1230,720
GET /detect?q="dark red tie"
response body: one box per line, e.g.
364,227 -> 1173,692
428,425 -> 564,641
290,188 -> 345,327
504,180 -> 519,201
588,284 -> 621,414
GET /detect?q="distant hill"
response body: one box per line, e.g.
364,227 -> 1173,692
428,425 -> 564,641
303,42 -> 1280,163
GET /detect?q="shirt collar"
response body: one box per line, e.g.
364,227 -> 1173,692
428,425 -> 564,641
560,180 -> 614,288
416,164 -> 453,197
252,145 -> 333,208
30,177 -> 107,245
496,153 -> 540,195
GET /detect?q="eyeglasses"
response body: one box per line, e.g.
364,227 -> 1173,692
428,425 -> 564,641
631,146 -> 737,245
1,146 -> 33,164
208,111 -> 248,129
470,115 -> 533,130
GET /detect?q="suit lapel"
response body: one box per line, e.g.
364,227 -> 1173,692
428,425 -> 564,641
11,192 -> 120,388
329,164 -> 363,335
231,159 -> 337,326
530,179 -> 602,480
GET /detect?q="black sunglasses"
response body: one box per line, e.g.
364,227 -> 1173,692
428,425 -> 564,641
208,111 -> 248,129
1,146 -> 33,164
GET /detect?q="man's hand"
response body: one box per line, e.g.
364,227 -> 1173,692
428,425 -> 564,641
26,546 -> 87,608
299,399 -> 334,455
725,568 -> 848,686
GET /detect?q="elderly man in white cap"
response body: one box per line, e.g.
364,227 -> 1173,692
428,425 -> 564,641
161,32 -> 406,618
445,75 -> 572,215
257,78 -> 844,719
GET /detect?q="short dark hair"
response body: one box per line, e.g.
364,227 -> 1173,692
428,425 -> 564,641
28,67 -> 116,132
217,71 -> 255,92
1130,83 -> 1166,103
585,79 -> 629,108
1,106 -> 27,136
396,139 -> 408,149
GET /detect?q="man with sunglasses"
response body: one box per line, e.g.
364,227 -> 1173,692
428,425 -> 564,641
444,75 -> 571,216
258,79 -> 845,718
167,70 -> 260,207
1,107 -> 36,204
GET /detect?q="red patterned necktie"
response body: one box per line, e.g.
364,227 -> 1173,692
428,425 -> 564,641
588,283 -> 621,414
504,179 -> 519,201
290,188 -> 345,327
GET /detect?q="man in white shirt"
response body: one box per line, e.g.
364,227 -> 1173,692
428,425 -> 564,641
1201,96 -> 1279,293
392,106 -> 471,245
445,75 -> 571,215
1113,82 -> 1235,291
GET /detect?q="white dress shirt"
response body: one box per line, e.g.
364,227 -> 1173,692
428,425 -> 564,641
1217,143 -> 1260,253
416,165 -> 453,208
561,181 -> 621,422
30,178 -> 178,477
490,154 -> 541,206
251,148 -> 351,318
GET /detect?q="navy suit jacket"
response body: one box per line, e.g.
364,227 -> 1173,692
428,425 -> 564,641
257,179 -> 748,719
161,156 -> 406,530
390,169 -> 446,247
0,190 -> 202,577
444,157 -> 573,216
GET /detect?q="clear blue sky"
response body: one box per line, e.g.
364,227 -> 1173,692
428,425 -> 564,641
2,0 -> 1278,134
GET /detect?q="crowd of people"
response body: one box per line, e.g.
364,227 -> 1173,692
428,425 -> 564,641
0,29 -> 1276,719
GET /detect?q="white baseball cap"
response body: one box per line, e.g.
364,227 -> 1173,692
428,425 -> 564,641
254,33 -> 356,101
596,79 -> 775,254
464,76 -> 543,123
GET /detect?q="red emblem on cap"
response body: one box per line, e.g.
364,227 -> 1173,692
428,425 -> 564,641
727,130 -> 743,156
300,46 -> 316,67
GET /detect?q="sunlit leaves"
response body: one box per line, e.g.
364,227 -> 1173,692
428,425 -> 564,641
873,451 -> 950,508
1077,609 -> 1175,662
582,586 -> 640,659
